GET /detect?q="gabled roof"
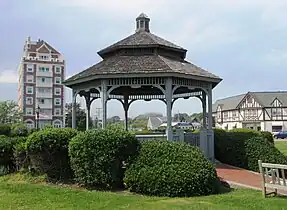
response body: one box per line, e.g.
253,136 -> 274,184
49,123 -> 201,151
213,91 -> 287,112
27,39 -> 60,54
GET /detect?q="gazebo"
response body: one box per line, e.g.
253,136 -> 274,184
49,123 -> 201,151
64,13 -> 222,160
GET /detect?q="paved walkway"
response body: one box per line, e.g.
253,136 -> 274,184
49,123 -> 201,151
216,163 -> 287,195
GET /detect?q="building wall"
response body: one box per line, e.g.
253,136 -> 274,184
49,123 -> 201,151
18,38 -> 65,128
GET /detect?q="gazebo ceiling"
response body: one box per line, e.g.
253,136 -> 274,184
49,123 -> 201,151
64,13 -> 222,88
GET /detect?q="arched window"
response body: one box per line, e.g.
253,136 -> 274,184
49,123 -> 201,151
53,120 -> 62,128
25,120 -> 34,129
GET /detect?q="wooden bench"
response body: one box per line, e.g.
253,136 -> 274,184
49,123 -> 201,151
258,160 -> 287,197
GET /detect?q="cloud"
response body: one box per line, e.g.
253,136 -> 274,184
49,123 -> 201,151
0,70 -> 18,84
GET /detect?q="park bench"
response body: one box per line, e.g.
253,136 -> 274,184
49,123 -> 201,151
258,160 -> 287,197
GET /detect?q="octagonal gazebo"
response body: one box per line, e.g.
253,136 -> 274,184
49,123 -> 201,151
64,13 -> 222,160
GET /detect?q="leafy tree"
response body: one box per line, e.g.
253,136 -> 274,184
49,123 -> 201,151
190,112 -> 203,121
108,116 -> 121,124
173,113 -> 189,122
0,100 -> 22,124
65,103 -> 93,131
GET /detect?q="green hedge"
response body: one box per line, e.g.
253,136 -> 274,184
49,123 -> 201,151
69,128 -> 140,189
260,131 -> 274,144
214,128 -> 287,172
0,124 -> 11,136
0,135 -> 14,173
124,140 -> 220,197
10,124 -> 29,137
26,128 -> 78,181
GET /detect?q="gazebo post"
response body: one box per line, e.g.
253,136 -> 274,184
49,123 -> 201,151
123,94 -> 129,131
165,78 -> 173,140
202,91 -> 207,129
72,89 -> 77,129
84,94 -> 91,131
207,85 -> 214,161
101,80 -> 108,129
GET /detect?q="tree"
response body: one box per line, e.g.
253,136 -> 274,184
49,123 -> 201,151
0,100 -> 22,124
190,112 -> 203,121
108,116 -> 121,124
173,113 -> 189,122
65,103 -> 93,131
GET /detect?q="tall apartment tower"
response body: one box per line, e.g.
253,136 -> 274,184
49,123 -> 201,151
18,37 -> 65,129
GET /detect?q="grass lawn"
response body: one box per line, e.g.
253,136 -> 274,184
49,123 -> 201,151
0,174 -> 287,210
275,141 -> 287,156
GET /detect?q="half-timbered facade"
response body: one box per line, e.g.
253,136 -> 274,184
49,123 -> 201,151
213,91 -> 287,132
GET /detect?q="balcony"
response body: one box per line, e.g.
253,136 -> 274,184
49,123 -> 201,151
36,71 -> 53,77
36,92 -> 53,98
36,103 -> 52,109
36,82 -> 53,88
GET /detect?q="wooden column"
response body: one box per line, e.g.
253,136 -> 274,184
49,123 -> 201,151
165,77 -> 173,140
101,80 -> 108,129
72,89 -> 77,129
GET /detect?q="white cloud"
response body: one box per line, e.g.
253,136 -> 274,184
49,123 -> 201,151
0,70 -> 18,84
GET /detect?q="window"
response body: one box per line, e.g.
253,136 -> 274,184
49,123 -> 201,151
39,55 -> 49,60
25,120 -> 34,129
272,126 -> 282,132
26,75 -> 34,83
55,77 -> 61,84
223,112 -> 228,119
39,99 -> 45,104
54,98 -> 61,106
54,108 -> 61,116
55,67 -> 61,74
26,108 -> 33,116
26,86 -> 33,94
53,121 -> 62,128
27,64 -> 33,72
39,67 -> 49,72
54,88 -> 61,95
26,97 -> 33,105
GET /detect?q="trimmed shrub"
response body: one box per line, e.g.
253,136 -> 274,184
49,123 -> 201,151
69,128 -> 140,189
260,131 -> 274,144
214,129 -> 287,172
12,136 -> 29,171
124,140 -> 220,197
0,135 -> 14,173
0,124 -> 11,136
25,128 -> 78,181
10,124 -> 29,137
245,136 -> 287,171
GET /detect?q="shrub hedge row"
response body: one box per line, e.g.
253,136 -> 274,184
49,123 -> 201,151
214,128 -> 287,172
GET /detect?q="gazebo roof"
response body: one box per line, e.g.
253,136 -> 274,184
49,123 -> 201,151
64,13 -> 222,87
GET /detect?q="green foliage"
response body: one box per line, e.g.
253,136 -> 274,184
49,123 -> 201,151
214,128 -> 287,172
0,100 -> 22,124
10,124 -> 29,137
12,137 -> 29,171
124,140 -> 220,197
69,128 -> 140,189
25,128 -> 78,181
260,131 -> 274,144
0,124 -> 11,136
0,135 -> 14,173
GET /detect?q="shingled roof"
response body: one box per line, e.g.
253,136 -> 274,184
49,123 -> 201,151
213,91 -> 287,112
64,13 -> 222,86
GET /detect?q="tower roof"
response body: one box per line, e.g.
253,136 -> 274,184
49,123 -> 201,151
98,13 -> 186,58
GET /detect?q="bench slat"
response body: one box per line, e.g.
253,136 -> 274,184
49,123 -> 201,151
265,183 -> 287,191
262,163 -> 287,170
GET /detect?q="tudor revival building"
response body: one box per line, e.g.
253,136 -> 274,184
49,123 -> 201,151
213,91 -> 287,132
18,37 -> 65,129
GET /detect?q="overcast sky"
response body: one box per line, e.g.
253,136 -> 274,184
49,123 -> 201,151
0,0 -> 286,118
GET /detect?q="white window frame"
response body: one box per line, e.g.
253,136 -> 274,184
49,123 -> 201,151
54,88 -> 61,95
26,97 -> 33,105
55,77 -> 61,84
54,98 -> 61,106
27,64 -> 34,72
53,120 -> 62,128
55,66 -> 61,74
26,86 -> 33,94
26,75 -> 34,83
25,120 -> 34,129
26,108 -> 34,116
54,108 -> 61,116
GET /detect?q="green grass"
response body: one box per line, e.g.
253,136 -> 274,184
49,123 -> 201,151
0,174 -> 287,210
275,141 -> 287,156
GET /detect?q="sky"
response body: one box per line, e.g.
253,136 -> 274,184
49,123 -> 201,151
0,0 -> 287,119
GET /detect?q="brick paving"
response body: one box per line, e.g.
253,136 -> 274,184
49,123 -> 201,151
216,163 -> 287,195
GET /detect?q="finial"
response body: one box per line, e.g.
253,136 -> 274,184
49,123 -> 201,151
136,13 -> 150,33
